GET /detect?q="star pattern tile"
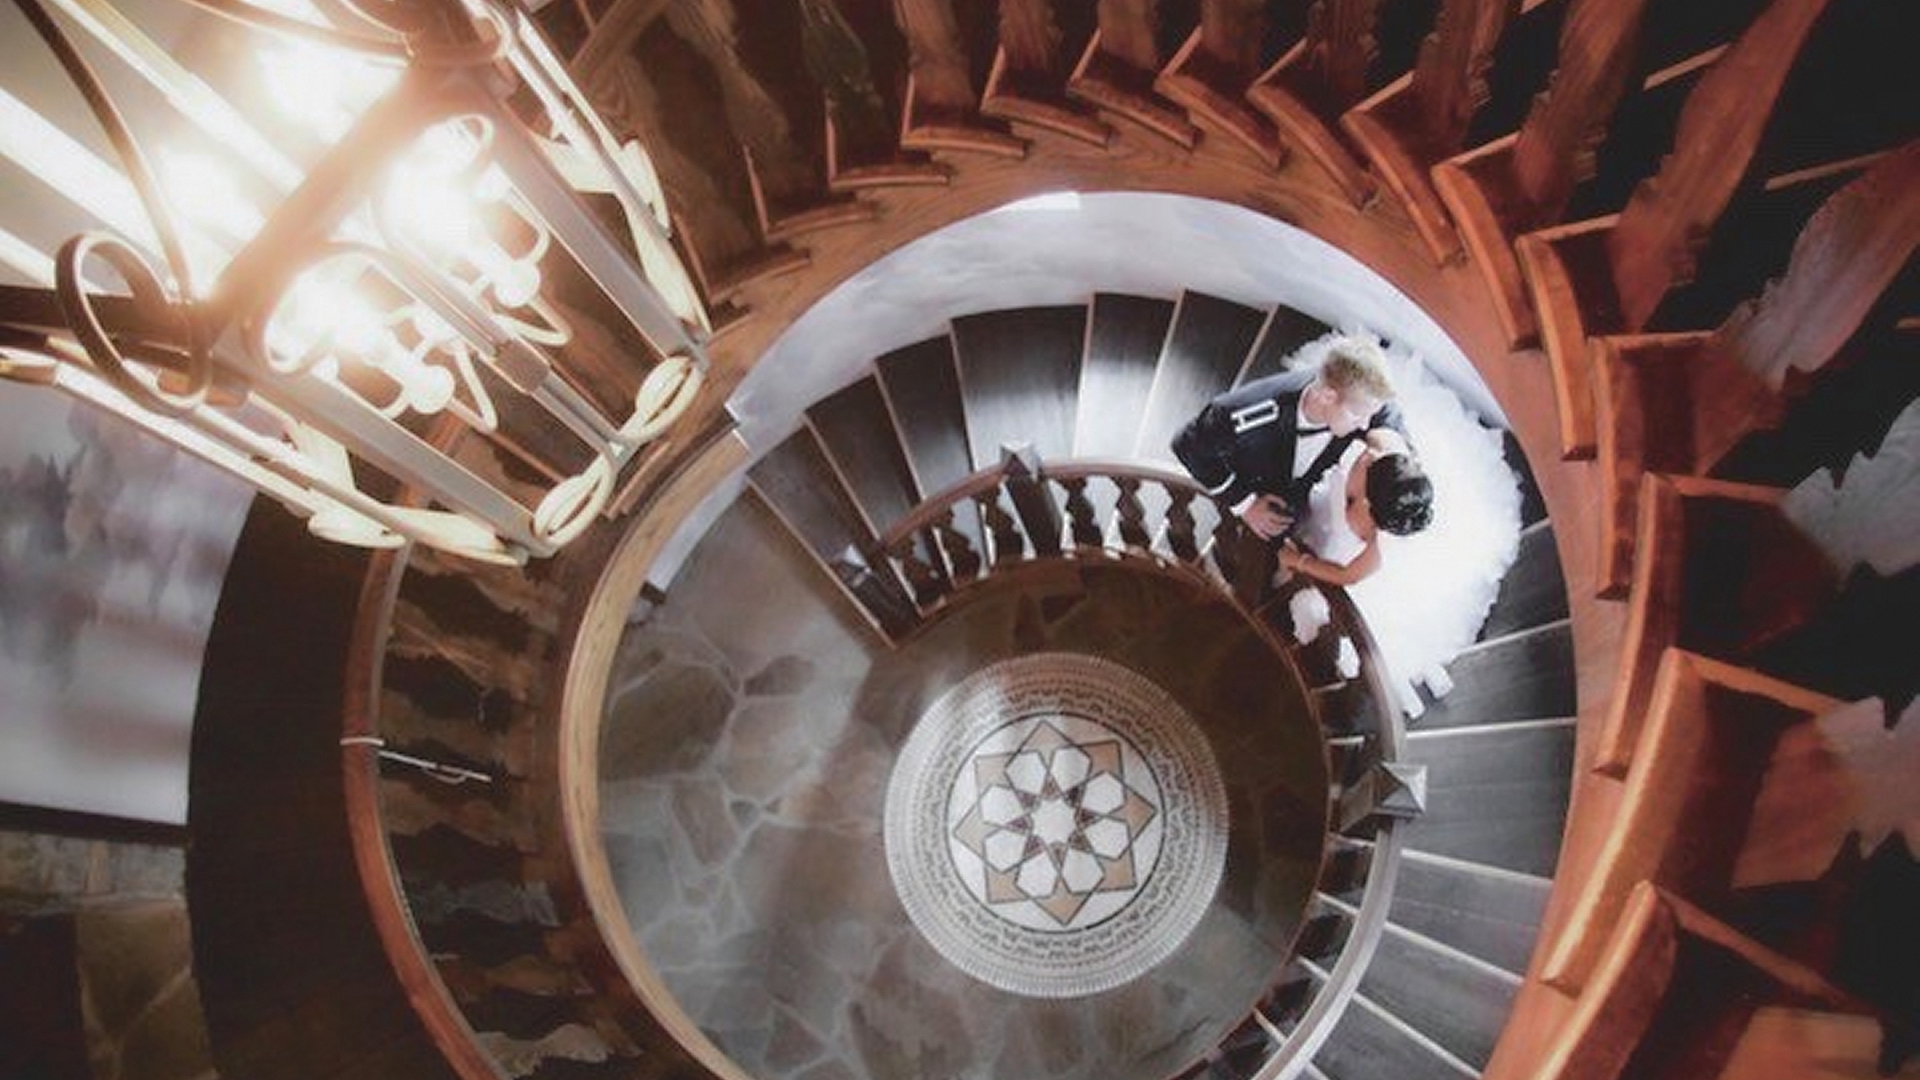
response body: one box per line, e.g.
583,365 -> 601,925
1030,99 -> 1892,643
951,719 -> 1159,928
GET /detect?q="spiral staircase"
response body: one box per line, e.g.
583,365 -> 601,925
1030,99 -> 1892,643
21,0 -> 1918,1078
587,290 -> 1576,1080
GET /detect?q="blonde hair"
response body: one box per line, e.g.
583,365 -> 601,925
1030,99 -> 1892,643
1316,338 -> 1394,404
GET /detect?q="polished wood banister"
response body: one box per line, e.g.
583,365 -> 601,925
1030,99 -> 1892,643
342,547 -> 506,1080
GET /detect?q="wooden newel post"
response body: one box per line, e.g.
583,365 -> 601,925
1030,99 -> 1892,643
829,545 -> 916,639
1001,443 -> 1063,557
1336,758 -> 1428,833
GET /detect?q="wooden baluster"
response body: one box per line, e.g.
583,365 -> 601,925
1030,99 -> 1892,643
1113,476 -> 1152,551
1434,0 -> 1652,345
1247,0 -> 1382,204
1000,0 -> 1063,78
1208,504 -> 1242,582
1344,0 -> 1516,260
895,0 -> 976,111
1508,0 -> 1655,225
1605,0 -> 1837,330
829,544 -> 915,639
934,507 -> 983,580
1408,0 -> 1517,159
1158,0 -> 1282,163
1001,445 -> 1063,557
978,489 -> 1026,566
1097,0 -> 1160,72
896,0 -> 1026,155
1071,0 -> 1200,147
889,532 -> 948,608
1712,142 -> 1920,387
1199,0 -> 1265,77
984,0 -> 1111,144
1166,484 -> 1201,563
1314,0 -> 1384,111
1058,476 -> 1105,550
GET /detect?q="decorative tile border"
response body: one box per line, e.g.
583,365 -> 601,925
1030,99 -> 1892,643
884,653 -> 1229,998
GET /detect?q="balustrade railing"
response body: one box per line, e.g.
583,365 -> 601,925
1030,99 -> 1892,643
874,450 -> 1416,1080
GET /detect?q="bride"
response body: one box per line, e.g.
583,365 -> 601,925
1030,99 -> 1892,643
1277,334 -> 1524,717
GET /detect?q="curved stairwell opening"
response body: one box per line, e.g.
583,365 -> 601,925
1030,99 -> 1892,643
571,288 -> 1578,1080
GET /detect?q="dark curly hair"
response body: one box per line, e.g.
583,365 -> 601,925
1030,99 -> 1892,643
1365,453 -> 1434,536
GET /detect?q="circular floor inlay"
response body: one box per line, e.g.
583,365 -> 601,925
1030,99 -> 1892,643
885,653 -> 1229,998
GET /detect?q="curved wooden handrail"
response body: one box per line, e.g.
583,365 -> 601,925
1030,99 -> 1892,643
1258,581 -> 1410,1080
340,547 -> 506,1080
876,452 -> 1413,1080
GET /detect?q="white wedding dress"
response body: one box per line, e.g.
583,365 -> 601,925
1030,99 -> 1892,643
1289,335 -> 1525,717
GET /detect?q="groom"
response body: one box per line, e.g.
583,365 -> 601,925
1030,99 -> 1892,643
1171,338 -> 1406,539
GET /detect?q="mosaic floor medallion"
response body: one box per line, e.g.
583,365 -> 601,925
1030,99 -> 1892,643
884,653 -> 1229,998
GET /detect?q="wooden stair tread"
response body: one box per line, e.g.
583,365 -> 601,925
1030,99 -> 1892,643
808,376 -> 924,532
875,336 -> 976,493
1237,305 -> 1335,385
1411,623 -> 1578,730
1401,723 -> 1577,879
1357,926 -> 1520,1069
951,305 -> 1088,467
1314,990 -> 1478,1080
1074,294 -> 1177,458
1390,855 -> 1553,977
746,430 -> 876,564
1478,525 -> 1571,641
1135,292 -> 1269,463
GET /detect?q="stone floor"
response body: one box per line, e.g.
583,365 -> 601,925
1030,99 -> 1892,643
600,497 -> 1329,1080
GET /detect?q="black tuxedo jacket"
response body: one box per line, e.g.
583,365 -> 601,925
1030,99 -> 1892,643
1170,369 -> 1406,510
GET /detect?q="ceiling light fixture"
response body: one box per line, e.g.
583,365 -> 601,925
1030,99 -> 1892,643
0,0 -> 710,564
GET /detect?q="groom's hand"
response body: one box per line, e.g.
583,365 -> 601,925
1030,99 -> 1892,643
1240,494 -> 1294,539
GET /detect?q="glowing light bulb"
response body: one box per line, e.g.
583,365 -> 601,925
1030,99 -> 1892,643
260,42 -> 400,142
161,153 -> 264,245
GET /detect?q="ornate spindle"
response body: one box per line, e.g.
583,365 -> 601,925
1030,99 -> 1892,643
934,507 -> 983,581
1058,476 -> 1104,550
979,487 -> 1027,566
1113,476 -> 1151,551
1208,503 -> 1242,581
1166,484 -> 1200,563
1001,445 -> 1063,557
890,532 -> 949,608
829,545 -> 915,640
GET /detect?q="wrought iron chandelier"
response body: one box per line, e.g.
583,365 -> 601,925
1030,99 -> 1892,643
0,0 -> 709,564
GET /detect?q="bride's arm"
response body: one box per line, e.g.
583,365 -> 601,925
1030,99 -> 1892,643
1279,538 -> 1381,586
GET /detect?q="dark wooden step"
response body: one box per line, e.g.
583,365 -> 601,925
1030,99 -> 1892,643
807,375 -> 924,532
1390,853 -> 1552,977
1355,924 -> 1521,1068
1400,722 -> 1577,879
747,430 -> 913,637
1236,305 -> 1335,385
1413,622 -> 1577,730
875,335 -> 985,557
951,305 -> 1088,467
1501,432 -> 1549,528
1135,292 -> 1269,464
1313,991 -> 1477,1080
1074,293 -> 1177,457
747,429 -> 876,564
876,336 -> 975,491
1477,522 -> 1570,640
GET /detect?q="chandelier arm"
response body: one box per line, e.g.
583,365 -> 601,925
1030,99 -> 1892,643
11,0 -> 229,415
14,0 -> 194,297
171,0 -> 412,59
